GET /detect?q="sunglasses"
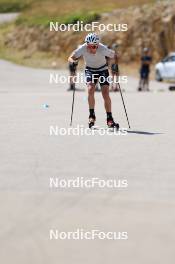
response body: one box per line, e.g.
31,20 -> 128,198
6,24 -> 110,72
88,45 -> 98,49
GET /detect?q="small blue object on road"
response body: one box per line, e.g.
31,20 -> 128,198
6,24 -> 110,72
43,104 -> 49,108
83,96 -> 87,102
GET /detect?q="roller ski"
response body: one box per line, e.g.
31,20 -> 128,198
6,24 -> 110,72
107,118 -> 120,130
88,116 -> 96,129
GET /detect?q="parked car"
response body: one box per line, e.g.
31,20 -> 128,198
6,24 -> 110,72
155,52 -> 175,81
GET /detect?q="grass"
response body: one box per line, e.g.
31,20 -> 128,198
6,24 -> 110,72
0,0 -> 30,12
16,11 -> 101,26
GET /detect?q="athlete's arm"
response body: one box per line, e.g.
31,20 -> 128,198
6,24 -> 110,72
68,53 -> 79,64
102,45 -> 119,73
68,45 -> 83,64
110,52 -> 119,74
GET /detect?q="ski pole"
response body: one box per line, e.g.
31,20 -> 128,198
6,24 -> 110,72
118,83 -> 131,129
70,86 -> 76,126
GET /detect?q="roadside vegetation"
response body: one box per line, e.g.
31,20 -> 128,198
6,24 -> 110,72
0,0 -> 155,25
0,0 -> 30,13
0,0 -> 156,68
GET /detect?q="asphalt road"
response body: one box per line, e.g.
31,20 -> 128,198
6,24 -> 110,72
0,59 -> 175,264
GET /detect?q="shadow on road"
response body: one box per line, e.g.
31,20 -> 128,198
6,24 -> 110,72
127,130 -> 163,135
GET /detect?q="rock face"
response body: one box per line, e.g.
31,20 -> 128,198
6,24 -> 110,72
101,1 -> 175,62
4,1 -> 175,63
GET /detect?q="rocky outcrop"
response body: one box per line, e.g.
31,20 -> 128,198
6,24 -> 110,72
101,1 -> 175,62
4,0 -> 175,63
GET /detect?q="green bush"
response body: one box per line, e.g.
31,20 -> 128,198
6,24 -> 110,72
63,12 -> 100,25
0,1 -> 29,13
16,11 -> 100,27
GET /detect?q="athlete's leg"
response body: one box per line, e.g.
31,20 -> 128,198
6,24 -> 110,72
85,69 -> 98,127
99,69 -> 119,128
101,85 -> 111,112
101,84 -> 119,129
87,83 -> 96,109
87,83 -> 96,128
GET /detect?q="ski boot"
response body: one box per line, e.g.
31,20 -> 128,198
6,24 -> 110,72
107,118 -> 119,130
89,115 -> 96,129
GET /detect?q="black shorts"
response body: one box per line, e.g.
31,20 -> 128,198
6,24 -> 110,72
140,68 -> 149,79
85,69 -> 109,86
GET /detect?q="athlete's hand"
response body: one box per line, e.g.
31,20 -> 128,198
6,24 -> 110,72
72,60 -> 78,67
68,54 -> 79,64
